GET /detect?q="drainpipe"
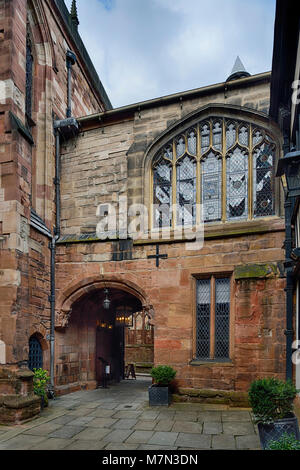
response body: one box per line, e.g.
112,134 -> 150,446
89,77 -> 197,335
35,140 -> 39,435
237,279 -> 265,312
48,129 -> 61,398
48,49 -> 78,397
282,133 -> 296,381
284,196 -> 295,381
66,50 -> 77,118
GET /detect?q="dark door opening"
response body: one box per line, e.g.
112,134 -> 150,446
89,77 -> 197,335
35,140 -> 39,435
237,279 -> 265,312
95,288 -> 142,388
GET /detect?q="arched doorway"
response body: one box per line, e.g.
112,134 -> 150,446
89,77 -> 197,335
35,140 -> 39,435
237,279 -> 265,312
55,284 -> 150,392
94,288 -> 142,387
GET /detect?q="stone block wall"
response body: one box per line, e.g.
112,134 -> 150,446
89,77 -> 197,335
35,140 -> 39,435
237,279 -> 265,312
0,0 -> 111,422
55,221 -> 286,393
55,71 -> 287,395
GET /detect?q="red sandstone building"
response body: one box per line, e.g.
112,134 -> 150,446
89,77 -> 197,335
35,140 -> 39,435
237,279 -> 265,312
0,0 -> 294,423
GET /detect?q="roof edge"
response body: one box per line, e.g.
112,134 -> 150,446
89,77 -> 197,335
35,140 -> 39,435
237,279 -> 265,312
78,71 -> 271,125
52,0 -> 112,111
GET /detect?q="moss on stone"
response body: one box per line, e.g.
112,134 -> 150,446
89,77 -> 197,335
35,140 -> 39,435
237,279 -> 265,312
234,263 -> 278,280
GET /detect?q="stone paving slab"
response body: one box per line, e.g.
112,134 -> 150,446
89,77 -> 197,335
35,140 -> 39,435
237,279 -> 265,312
49,425 -> 86,439
112,418 -> 137,429
73,427 -> 111,441
64,440 -> 107,450
0,434 -> 47,450
23,422 -> 63,436
148,431 -> 179,447
30,438 -> 73,450
222,421 -> 255,435
175,433 -> 212,449
212,435 -> 236,450
236,434 -> 261,450
172,421 -> 203,434
66,416 -> 95,426
125,430 -> 155,444
103,429 -> 134,443
203,422 -> 223,434
0,378 -> 260,450
154,419 -> 174,432
89,417 -> 119,428
134,420 -> 157,431
88,408 -> 117,418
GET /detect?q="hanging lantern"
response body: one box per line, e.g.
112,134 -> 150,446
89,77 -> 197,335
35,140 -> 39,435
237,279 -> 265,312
103,288 -> 111,310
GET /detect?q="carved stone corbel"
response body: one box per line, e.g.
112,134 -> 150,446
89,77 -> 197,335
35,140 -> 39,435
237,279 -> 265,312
55,309 -> 72,331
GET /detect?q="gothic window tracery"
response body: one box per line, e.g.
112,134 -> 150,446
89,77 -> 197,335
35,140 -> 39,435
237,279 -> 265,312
151,117 -> 276,227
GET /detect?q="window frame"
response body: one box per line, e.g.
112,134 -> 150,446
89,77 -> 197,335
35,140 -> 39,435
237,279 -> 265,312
150,117 -> 278,230
192,272 -> 235,364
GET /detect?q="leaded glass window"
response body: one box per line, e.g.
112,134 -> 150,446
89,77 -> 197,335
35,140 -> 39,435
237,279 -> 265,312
196,276 -> 231,360
253,138 -> 275,218
215,278 -> 230,359
153,156 -> 172,228
226,147 -> 248,220
196,279 -> 211,358
25,33 -> 34,122
152,117 -> 277,227
202,152 -> 222,222
177,155 -> 197,226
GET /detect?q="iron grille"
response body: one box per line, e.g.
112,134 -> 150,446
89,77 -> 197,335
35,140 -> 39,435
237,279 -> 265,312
28,337 -> 43,371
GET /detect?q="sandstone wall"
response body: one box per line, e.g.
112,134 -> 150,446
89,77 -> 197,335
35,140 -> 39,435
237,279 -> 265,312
0,0 -> 109,369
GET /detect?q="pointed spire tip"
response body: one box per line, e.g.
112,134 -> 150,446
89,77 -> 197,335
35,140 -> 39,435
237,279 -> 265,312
226,56 -> 250,82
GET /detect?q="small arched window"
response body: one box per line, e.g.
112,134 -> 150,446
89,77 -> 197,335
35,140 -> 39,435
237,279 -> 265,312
151,117 -> 276,227
28,336 -> 43,371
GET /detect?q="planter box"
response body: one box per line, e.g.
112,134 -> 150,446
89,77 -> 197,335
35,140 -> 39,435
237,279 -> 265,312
148,385 -> 170,406
258,414 -> 300,450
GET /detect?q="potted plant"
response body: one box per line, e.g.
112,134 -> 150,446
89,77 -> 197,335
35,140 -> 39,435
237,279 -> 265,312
248,377 -> 300,450
149,365 -> 176,406
33,368 -> 50,409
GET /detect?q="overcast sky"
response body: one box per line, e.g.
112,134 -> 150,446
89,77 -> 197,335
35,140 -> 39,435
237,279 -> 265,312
65,0 -> 276,109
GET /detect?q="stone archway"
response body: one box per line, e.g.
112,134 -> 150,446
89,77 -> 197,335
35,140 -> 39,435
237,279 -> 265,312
56,276 -> 154,331
54,278 -> 154,394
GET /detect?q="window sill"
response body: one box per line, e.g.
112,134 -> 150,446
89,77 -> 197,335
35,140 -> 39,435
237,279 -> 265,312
133,217 -> 284,245
189,359 -> 233,367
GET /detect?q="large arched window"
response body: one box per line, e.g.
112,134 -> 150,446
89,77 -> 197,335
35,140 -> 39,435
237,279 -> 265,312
151,117 -> 276,228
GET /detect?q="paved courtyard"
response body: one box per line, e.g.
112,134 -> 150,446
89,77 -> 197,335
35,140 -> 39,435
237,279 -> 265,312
0,377 -> 260,450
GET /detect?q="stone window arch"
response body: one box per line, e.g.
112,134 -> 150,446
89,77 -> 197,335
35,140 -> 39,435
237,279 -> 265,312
149,112 -> 279,229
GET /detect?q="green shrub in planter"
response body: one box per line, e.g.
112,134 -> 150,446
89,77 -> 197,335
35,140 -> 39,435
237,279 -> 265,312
267,433 -> 300,450
248,377 -> 298,424
33,368 -> 50,408
150,365 -> 176,386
